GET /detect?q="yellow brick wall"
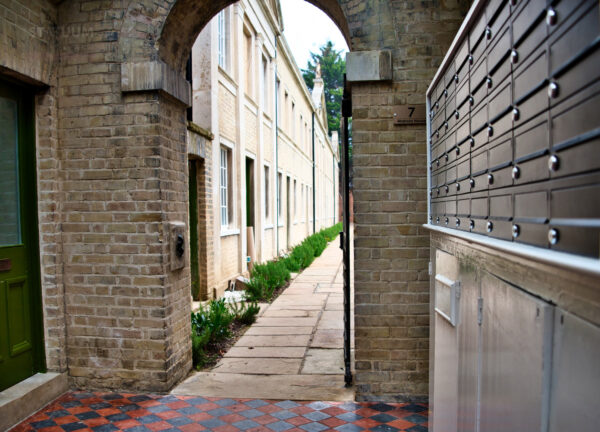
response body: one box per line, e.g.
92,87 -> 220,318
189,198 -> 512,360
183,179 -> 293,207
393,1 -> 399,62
218,83 -> 236,142
263,123 -> 273,163
244,107 -> 258,154
219,235 -> 240,287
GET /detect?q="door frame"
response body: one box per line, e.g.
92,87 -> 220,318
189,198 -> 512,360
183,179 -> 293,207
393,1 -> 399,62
0,78 -> 46,380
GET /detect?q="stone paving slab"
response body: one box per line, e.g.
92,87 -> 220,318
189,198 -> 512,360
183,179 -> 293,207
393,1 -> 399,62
315,285 -> 343,293
173,373 -> 355,400
253,316 -> 320,327
301,349 -> 345,375
244,326 -> 314,335
212,358 -> 302,374
267,304 -> 324,310
311,329 -> 344,348
224,346 -> 306,358
235,335 -> 311,347
262,309 -> 320,317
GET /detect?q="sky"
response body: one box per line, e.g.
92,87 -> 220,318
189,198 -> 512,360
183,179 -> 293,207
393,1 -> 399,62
281,0 -> 349,71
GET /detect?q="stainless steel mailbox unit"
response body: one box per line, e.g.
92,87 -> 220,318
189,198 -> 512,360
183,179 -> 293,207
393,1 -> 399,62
426,0 -> 600,431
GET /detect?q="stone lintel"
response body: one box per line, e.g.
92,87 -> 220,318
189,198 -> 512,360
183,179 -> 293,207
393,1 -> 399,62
346,50 -> 392,82
121,61 -> 191,107
187,121 -> 214,140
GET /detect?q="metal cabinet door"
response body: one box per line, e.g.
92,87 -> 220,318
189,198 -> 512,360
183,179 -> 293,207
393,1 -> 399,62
432,250 -> 460,432
480,273 -> 554,432
549,310 -> 600,432
456,263 -> 479,432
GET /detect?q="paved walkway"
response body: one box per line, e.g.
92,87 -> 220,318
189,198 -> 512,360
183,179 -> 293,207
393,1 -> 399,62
173,239 -> 355,401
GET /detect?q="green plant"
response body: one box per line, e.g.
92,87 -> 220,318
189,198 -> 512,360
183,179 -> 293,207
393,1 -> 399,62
305,233 -> 327,256
291,241 -> 315,269
191,299 -> 234,343
244,275 -> 268,302
191,326 -> 211,369
283,255 -> 301,272
230,301 -> 260,325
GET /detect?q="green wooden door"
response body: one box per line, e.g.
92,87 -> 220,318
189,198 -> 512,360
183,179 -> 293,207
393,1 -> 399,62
188,159 -> 200,300
0,80 -> 44,391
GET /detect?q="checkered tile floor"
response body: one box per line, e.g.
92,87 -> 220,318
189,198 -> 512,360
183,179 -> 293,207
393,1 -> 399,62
9,391 -> 429,432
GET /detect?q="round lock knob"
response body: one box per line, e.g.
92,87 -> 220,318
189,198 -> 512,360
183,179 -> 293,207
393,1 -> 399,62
510,0 -> 518,6
456,147 -> 460,156
546,8 -> 557,26
436,217 -> 440,224
456,218 -> 461,227
435,101 -> 439,109
512,166 -> 521,180
445,185 -> 449,193
444,121 -> 449,130
469,137 -> 475,147
469,54 -> 474,65
512,224 -> 520,238
486,77 -> 493,89
445,153 -> 449,162
488,125 -> 494,137
548,81 -> 559,98
486,221 -> 494,233
454,74 -> 459,83
511,49 -> 519,64
436,130 -> 440,138
469,96 -> 474,106
429,190 -> 433,197
487,173 -> 494,185
548,154 -> 560,172
485,27 -> 492,40
469,178 -> 475,188
437,188 -> 440,195
455,110 -> 460,120
469,219 -> 475,230
445,217 -> 449,226
437,159 -> 440,167
456,182 -> 460,191
444,89 -> 448,97
512,107 -> 520,121
548,228 -> 559,245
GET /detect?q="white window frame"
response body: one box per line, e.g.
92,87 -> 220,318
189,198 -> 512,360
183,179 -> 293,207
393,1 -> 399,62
291,102 -> 296,140
293,179 -> 297,223
243,26 -> 253,99
301,183 -> 305,222
262,55 -> 269,114
217,10 -> 229,71
277,171 -> 283,225
219,141 -> 236,235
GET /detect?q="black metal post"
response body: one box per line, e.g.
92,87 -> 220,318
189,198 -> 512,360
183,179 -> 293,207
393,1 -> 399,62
341,74 -> 352,387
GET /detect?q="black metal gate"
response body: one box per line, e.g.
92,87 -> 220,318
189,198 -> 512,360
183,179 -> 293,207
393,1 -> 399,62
340,75 -> 352,387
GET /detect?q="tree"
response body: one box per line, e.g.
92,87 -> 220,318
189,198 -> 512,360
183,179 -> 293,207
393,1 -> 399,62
302,41 -> 345,134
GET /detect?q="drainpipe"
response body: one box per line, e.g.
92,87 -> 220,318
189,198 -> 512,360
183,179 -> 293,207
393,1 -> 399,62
275,38 -> 279,254
312,112 -> 316,234
333,152 -> 335,224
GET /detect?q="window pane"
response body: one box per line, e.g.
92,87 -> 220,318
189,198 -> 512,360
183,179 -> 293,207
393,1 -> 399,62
0,96 -> 20,246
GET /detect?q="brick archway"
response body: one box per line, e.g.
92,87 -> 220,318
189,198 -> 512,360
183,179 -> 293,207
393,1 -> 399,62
15,0 -> 465,399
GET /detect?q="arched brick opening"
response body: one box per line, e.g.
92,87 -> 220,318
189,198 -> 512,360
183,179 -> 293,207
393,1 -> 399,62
156,0 -> 351,73
41,0 -> 466,399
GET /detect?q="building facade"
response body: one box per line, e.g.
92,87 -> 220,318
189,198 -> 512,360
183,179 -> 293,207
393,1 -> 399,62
187,0 -> 339,300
